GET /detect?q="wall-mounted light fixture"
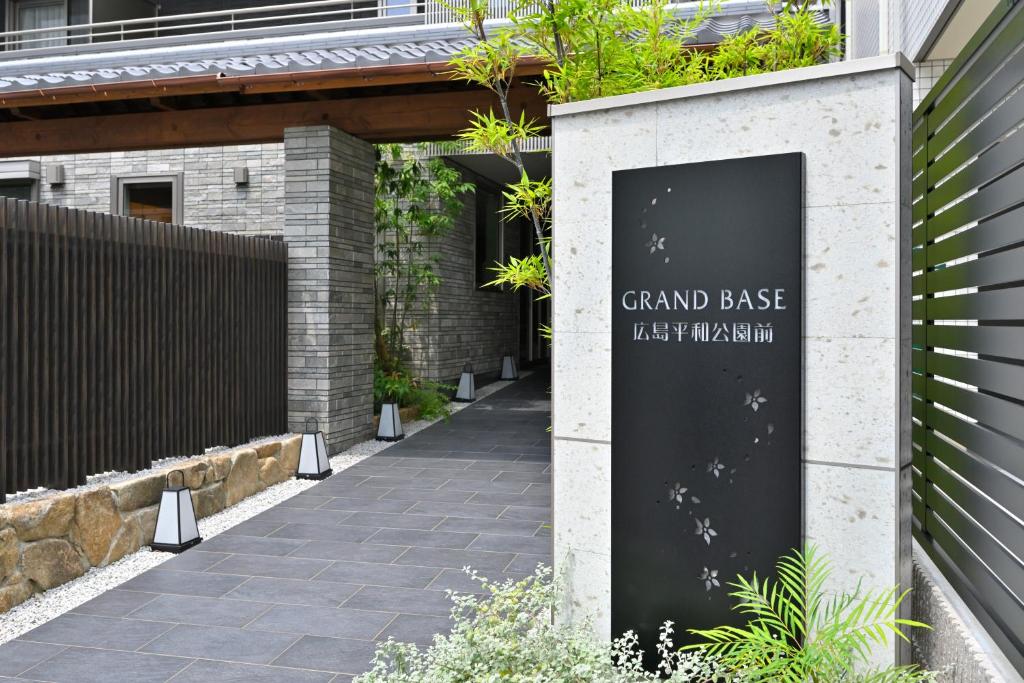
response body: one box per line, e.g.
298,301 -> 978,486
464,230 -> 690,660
233,167 -> 250,186
46,165 -> 66,187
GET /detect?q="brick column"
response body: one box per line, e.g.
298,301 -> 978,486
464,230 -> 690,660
284,125 -> 375,452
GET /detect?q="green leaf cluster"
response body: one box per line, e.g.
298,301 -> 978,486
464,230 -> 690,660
445,0 -> 845,318
374,144 -> 474,374
688,546 -> 935,682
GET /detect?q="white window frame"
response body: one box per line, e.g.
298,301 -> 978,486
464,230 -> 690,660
5,0 -> 68,48
0,159 -> 40,201
111,173 -> 184,225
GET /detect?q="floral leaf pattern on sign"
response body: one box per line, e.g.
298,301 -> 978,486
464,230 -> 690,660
645,233 -> 666,255
707,458 -> 725,478
695,517 -> 717,545
699,567 -> 720,591
668,482 -> 687,510
744,388 -> 767,412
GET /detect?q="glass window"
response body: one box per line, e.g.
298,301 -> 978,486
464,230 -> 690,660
13,0 -> 67,49
114,175 -> 181,224
0,179 -> 36,201
124,182 -> 174,223
475,187 -> 503,288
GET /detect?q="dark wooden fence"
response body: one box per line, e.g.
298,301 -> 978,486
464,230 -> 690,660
0,198 -> 288,502
911,1 -> 1024,673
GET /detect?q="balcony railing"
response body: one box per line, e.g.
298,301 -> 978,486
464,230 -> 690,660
0,0 -> 482,55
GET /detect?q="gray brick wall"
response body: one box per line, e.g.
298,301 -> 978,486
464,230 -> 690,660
24,145 -> 285,237
397,168 -> 521,383
283,125 -> 376,452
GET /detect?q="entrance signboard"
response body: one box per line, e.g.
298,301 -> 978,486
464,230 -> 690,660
611,153 -> 804,664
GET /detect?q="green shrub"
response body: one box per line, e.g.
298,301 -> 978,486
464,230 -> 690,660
688,546 -> 935,682
408,379 -> 456,420
355,565 -> 728,683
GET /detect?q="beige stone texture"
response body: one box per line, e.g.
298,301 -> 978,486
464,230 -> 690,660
0,528 -> 20,583
109,473 -> 166,512
128,506 -> 159,546
22,539 -> 86,590
255,441 -> 281,459
279,435 -> 301,473
9,495 -> 75,542
104,514 -> 143,565
0,580 -> 32,612
174,461 -> 210,490
208,453 -> 234,483
258,457 -> 288,487
191,483 -> 226,519
224,448 -> 261,506
70,489 -> 123,567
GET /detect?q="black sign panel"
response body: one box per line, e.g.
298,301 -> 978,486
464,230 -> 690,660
611,153 -> 803,665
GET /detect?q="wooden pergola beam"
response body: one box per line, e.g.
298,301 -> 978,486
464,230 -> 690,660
0,86 -> 548,155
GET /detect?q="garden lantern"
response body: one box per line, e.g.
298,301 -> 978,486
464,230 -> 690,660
297,418 -> 333,479
455,362 -> 476,403
377,402 -> 405,441
151,470 -> 201,553
499,352 -> 518,380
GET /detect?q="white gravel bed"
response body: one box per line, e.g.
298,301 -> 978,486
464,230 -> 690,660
0,376 -> 523,644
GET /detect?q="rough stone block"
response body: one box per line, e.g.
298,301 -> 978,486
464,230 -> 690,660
110,472 -> 165,512
255,441 -> 281,459
104,514 -> 143,565
70,489 -> 124,567
279,435 -> 301,473
129,506 -> 160,546
192,482 -> 227,519
224,448 -> 261,506
0,580 -> 32,612
10,495 -> 75,542
22,539 -> 86,590
258,457 -> 288,487
208,453 -> 234,483
0,528 -> 19,584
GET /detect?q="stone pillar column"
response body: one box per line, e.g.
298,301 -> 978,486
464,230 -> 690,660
283,125 -> 375,452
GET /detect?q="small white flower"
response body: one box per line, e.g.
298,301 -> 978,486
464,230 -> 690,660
668,482 -> 687,509
646,233 -> 666,254
707,458 -> 725,478
695,517 -> 717,545
744,389 -> 768,412
699,567 -> 720,591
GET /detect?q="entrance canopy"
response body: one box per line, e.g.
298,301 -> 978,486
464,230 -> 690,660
0,22 -> 548,154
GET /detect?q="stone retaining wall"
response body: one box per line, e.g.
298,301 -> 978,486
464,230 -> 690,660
0,434 -> 301,614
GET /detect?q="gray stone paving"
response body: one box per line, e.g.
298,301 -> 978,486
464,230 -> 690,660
0,372 -> 551,682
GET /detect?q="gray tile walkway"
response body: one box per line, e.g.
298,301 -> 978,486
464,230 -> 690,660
0,371 -> 551,682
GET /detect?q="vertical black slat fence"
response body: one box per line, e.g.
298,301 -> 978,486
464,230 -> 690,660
0,198 -> 288,502
911,1 -> 1024,675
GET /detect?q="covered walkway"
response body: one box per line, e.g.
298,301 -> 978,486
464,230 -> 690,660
0,372 -> 551,682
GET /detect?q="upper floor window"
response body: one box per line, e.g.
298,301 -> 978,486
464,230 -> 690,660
0,179 -> 35,201
113,174 -> 183,225
8,0 -> 68,49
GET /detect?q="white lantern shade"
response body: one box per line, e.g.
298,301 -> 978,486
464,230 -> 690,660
151,472 -> 201,553
297,419 -> 333,479
377,403 -> 405,441
500,354 -> 518,380
455,365 -> 475,402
